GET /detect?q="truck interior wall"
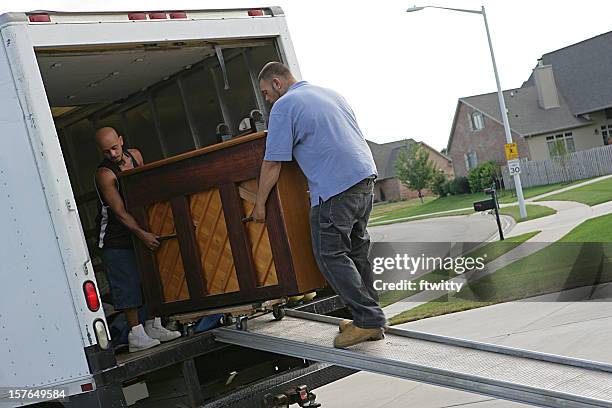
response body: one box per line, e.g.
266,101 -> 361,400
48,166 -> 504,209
39,40 -> 280,300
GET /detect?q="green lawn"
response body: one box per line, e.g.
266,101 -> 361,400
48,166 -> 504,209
369,208 -> 474,227
371,192 -> 492,224
388,216 -> 612,325
497,180 -> 588,204
371,197 -> 435,219
370,182 -> 582,226
560,213 -> 612,242
536,177 -> 612,206
499,204 -> 556,223
378,231 -> 540,307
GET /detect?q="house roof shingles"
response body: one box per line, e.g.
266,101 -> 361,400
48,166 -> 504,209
524,31 -> 612,115
460,86 -> 589,137
367,139 -> 415,180
367,139 -> 450,180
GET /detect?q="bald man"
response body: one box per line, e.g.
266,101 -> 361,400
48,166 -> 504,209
94,127 -> 180,352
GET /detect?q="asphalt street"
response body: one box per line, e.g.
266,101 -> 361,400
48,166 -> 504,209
369,212 -> 509,243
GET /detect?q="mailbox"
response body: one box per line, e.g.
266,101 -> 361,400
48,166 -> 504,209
473,198 -> 496,212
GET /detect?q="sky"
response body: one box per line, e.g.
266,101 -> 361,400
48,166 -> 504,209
2,0 -> 612,151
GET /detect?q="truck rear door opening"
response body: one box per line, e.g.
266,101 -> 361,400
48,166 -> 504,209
37,38 -> 280,312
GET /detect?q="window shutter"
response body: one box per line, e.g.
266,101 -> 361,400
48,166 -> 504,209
467,113 -> 474,131
464,154 -> 470,171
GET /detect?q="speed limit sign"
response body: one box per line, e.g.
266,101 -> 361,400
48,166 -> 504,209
508,159 -> 521,176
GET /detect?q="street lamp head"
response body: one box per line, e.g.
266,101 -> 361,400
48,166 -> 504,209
406,6 -> 425,12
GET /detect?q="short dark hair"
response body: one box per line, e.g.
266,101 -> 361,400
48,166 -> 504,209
258,61 -> 292,82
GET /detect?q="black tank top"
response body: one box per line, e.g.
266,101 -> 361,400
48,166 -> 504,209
94,151 -> 139,249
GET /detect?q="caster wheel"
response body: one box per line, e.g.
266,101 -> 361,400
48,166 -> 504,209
273,305 -> 286,321
221,313 -> 234,326
236,316 -> 248,331
183,322 -> 196,337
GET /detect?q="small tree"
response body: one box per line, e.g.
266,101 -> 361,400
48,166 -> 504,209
549,140 -> 572,183
395,143 -> 435,203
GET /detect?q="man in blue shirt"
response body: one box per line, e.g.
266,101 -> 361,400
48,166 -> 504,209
252,62 -> 386,348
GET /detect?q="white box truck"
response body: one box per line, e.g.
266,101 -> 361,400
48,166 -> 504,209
0,8 -> 349,407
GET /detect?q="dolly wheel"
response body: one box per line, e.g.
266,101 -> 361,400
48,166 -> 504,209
236,316 -> 248,331
273,305 -> 286,321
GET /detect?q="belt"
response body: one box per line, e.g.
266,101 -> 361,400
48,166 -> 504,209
358,175 -> 377,186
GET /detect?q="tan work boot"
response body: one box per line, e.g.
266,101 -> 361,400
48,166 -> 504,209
339,320 -> 385,339
338,319 -> 352,333
333,324 -> 385,348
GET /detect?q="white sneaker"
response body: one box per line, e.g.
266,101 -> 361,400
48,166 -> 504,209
128,324 -> 160,353
145,317 -> 182,342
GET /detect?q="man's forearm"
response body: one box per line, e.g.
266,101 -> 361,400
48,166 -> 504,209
115,211 -> 147,238
255,160 -> 282,208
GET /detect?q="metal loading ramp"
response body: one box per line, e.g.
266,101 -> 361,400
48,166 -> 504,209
214,310 -> 612,408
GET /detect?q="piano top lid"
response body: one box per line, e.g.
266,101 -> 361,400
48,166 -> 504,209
120,130 -> 267,178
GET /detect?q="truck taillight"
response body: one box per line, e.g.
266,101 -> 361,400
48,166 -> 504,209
83,281 -> 100,312
248,9 -> 265,16
28,14 -> 51,22
81,383 -> 94,392
128,13 -> 147,21
149,12 -> 167,20
169,12 -> 187,19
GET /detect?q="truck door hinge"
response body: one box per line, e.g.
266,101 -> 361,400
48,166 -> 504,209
66,198 -> 76,212
83,259 -> 93,276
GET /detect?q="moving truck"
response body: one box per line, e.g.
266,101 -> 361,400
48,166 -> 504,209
0,8 -> 348,407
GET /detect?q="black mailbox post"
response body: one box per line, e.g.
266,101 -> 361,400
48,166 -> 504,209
473,198 -> 496,212
474,184 -> 504,241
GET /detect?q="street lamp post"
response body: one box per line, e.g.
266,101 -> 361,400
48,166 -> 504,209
407,5 -> 527,219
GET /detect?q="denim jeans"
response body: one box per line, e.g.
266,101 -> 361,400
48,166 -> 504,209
309,178 -> 387,329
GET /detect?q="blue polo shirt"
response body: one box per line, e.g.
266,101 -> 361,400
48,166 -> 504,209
264,81 -> 377,207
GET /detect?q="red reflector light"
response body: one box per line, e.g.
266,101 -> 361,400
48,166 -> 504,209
83,281 -> 100,312
149,12 -> 167,20
28,14 -> 51,23
248,9 -> 265,16
81,383 -> 94,392
128,13 -> 147,21
169,12 -> 187,19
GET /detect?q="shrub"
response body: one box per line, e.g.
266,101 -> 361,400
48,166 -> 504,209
467,161 -> 501,193
442,180 -> 452,196
430,170 -> 448,197
448,176 -> 470,195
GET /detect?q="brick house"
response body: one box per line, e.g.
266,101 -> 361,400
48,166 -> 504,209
448,31 -> 612,177
367,139 -> 453,202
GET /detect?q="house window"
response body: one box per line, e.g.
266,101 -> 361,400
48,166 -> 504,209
601,124 -> 612,145
464,152 -> 478,170
546,132 -> 575,157
470,112 -> 485,131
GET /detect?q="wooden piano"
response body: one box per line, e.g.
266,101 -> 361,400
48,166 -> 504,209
119,131 -> 326,316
